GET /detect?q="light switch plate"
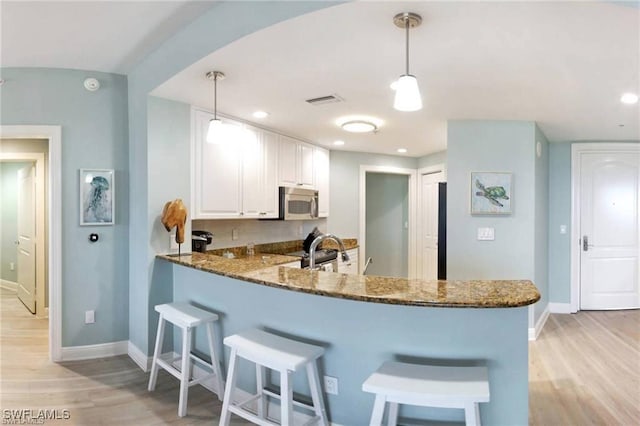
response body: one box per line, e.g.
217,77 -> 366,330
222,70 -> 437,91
560,225 -> 567,234
477,227 -> 495,241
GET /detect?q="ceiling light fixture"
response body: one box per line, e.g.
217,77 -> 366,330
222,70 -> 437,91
341,120 -> 377,133
333,140 -> 345,146
397,148 -> 408,153
620,92 -> 639,105
393,12 -> 423,112
206,70 -> 226,144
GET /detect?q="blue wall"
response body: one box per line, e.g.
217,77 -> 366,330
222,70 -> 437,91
365,173 -> 409,277
548,143 -> 572,303
172,262 -> 530,425
533,126 -> 549,321
0,68 -> 129,345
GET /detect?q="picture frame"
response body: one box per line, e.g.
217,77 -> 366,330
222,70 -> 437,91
80,169 -> 114,225
470,172 -> 512,215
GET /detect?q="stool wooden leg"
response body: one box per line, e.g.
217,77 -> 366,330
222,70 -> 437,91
148,315 -> 165,392
220,348 -> 239,426
205,322 -> 224,401
386,402 -> 398,426
464,402 -> 481,426
280,370 -> 293,426
306,362 -> 328,426
369,394 -> 387,426
177,326 -> 192,417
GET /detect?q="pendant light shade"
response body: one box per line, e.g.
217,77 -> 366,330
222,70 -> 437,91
206,70 -> 226,144
393,12 -> 422,112
394,74 -> 422,111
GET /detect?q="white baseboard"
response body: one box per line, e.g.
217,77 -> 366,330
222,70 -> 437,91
0,279 -> 18,292
549,302 -> 574,314
61,340 -> 128,361
529,304 -> 550,341
128,341 -> 152,372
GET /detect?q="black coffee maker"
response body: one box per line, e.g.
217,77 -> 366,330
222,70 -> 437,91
192,231 -> 213,253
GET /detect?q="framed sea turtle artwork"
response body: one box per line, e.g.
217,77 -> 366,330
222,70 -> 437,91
470,172 -> 512,215
80,169 -> 114,225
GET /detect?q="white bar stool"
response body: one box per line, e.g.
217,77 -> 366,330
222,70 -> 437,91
148,302 -> 224,417
219,328 -> 329,426
362,361 -> 490,426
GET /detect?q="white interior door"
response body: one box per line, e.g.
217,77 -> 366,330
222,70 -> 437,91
580,151 -> 639,310
17,163 -> 37,313
420,171 -> 444,280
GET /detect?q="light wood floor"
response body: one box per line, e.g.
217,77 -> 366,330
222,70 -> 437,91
529,309 -> 640,425
2,288 -> 639,425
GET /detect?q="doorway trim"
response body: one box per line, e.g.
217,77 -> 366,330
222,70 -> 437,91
570,142 -> 640,313
1,125 -> 62,361
417,164 -> 446,279
359,165 -> 417,278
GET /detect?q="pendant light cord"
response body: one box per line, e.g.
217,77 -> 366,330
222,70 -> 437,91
405,16 -> 410,75
213,75 -> 218,120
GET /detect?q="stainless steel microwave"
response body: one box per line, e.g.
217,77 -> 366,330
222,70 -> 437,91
279,187 -> 318,220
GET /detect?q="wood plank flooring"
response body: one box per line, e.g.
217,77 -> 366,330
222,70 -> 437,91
529,309 -> 640,425
2,288 -> 639,425
0,289 -> 250,425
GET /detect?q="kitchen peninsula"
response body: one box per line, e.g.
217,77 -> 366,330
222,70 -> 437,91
157,248 -> 539,425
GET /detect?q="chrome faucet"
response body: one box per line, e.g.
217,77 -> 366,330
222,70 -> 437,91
309,233 -> 350,270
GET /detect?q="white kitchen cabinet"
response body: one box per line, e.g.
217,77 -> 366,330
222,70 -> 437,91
338,248 -> 359,275
278,135 -> 314,189
314,146 -> 330,217
192,109 -> 243,219
242,125 -> 279,218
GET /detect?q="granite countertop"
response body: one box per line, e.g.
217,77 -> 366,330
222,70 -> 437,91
158,252 -> 540,308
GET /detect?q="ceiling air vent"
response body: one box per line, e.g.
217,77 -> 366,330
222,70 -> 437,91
305,94 -> 344,106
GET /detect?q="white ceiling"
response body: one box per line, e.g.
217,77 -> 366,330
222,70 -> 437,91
2,1 -> 639,157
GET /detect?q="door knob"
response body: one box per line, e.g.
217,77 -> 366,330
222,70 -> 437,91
582,235 -> 594,251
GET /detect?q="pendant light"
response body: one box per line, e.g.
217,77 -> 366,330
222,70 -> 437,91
206,70 -> 226,144
393,12 -> 423,112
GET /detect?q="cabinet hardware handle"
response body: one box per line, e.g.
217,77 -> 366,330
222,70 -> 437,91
239,212 -> 244,216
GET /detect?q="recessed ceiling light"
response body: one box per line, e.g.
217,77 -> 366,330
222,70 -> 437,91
333,140 -> 345,146
252,111 -> 269,118
620,93 -> 639,105
397,148 -> 408,153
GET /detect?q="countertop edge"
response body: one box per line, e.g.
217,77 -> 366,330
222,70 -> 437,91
157,254 -> 540,309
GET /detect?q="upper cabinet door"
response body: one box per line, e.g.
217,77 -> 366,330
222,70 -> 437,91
298,143 -> 315,188
243,125 -> 279,218
278,136 -> 298,187
314,146 -> 330,217
192,109 -> 243,219
278,135 -> 315,189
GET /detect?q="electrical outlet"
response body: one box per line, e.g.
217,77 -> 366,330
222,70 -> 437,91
324,375 -> 338,395
9,262 -> 15,271
170,234 -> 178,250
85,310 -> 95,324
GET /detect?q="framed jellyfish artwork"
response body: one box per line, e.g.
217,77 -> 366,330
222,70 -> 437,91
80,169 -> 114,225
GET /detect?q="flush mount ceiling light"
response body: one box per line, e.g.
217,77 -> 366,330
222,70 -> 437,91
342,120 -> 377,133
206,70 -> 226,144
620,92 -> 639,105
393,12 -> 423,112
336,115 -> 383,133
333,140 -> 345,146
